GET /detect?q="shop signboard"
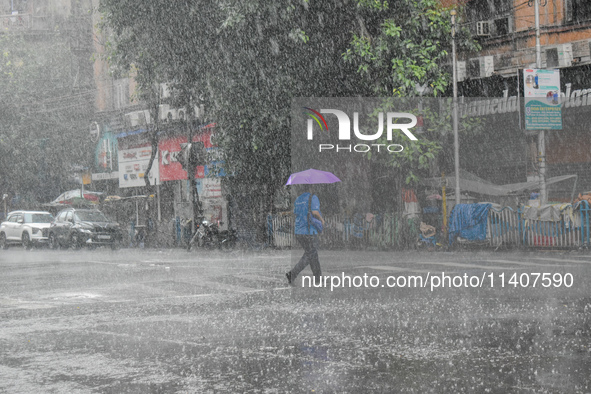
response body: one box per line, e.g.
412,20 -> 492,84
158,127 -> 226,181
523,69 -> 562,130
92,172 -> 119,181
118,145 -> 160,188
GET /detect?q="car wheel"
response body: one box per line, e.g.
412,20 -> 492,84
48,232 -> 59,250
0,233 -> 8,250
22,232 -> 32,250
111,239 -> 123,250
70,233 -> 81,250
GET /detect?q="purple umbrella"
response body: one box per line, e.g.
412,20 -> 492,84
285,168 -> 341,185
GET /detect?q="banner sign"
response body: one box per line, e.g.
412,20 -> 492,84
158,128 -> 226,182
524,69 -> 562,130
118,145 -> 160,188
94,130 -> 118,172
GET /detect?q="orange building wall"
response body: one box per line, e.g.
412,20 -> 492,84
547,132 -> 591,164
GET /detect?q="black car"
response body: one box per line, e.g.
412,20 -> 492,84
48,208 -> 123,250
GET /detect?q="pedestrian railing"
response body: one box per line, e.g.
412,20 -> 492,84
268,201 -> 591,250
517,201 -> 590,249
268,212 -> 417,250
487,206 -> 520,247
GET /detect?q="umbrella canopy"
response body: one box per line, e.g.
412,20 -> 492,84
50,189 -> 102,205
285,169 -> 341,185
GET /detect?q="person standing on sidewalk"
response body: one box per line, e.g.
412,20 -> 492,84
286,185 -> 325,286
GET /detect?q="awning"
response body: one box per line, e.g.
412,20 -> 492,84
423,170 -> 577,197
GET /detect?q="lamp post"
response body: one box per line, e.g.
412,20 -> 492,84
533,0 -> 547,205
2,194 -> 7,220
451,9 -> 461,205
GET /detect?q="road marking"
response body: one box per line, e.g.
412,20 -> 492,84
412,261 -> 516,270
485,259 -> 575,268
357,266 -> 433,274
529,257 -> 591,264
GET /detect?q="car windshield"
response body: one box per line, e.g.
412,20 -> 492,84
74,211 -> 109,222
24,213 -> 54,223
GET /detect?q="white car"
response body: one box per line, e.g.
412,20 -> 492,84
0,211 -> 55,250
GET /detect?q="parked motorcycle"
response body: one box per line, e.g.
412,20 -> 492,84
187,220 -> 237,251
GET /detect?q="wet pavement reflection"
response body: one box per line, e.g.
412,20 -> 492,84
0,249 -> 590,392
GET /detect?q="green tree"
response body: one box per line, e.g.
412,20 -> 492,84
344,0 -> 478,192
99,0 -> 370,237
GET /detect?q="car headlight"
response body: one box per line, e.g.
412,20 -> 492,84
80,228 -> 93,234
32,228 -> 41,234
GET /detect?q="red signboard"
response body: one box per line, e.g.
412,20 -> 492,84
158,126 -> 215,182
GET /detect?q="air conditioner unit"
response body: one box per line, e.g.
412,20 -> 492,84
158,104 -> 170,120
164,109 -> 178,122
457,61 -> 467,82
467,56 -> 494,78
136,110 -> 151,126
476,21 -> 491,37
545,44 -> 573,68
160,83 -> 171,99
194,104 -> 205,118
125,111 -> 141,128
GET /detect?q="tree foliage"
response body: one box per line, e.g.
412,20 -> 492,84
344,0 -> 478,187
99,0 -> 370,223
99,0 -> 478,225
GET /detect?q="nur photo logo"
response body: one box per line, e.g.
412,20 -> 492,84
303,107 -> 419,153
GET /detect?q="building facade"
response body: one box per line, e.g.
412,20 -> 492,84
452,0 -> 591,201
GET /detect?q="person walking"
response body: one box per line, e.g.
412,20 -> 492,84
286,185 -> 325,286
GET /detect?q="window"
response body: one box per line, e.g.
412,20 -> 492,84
565,0 -> 591,23
24,213 -> 54,223
74,211 -> 109,222
57,211 -> 68,222
494,17 -> 511,36
11,0 -> 28,13
467,0 -> 513,37
113,78 -> 130,109
468,59 -> 481,78
546,48 -> 559,68
65,211 -> 73,222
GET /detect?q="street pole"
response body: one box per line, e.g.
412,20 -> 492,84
451,9 -> 461,205
157,184 -> 161,222
534,0 -> 547,205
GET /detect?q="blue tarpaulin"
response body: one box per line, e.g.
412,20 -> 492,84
448,203 -> 492,244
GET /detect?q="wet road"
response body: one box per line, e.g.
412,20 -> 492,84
1,248 -> 590,393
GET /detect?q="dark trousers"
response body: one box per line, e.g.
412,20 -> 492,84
291,235 -> 321,281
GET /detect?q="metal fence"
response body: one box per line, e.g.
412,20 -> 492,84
487,206 -> 521,247
517,201 -> 590,248
268,212 -> 420,250
268,201 -> 591,250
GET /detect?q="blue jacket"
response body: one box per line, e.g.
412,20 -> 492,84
294,192 -> 321,235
